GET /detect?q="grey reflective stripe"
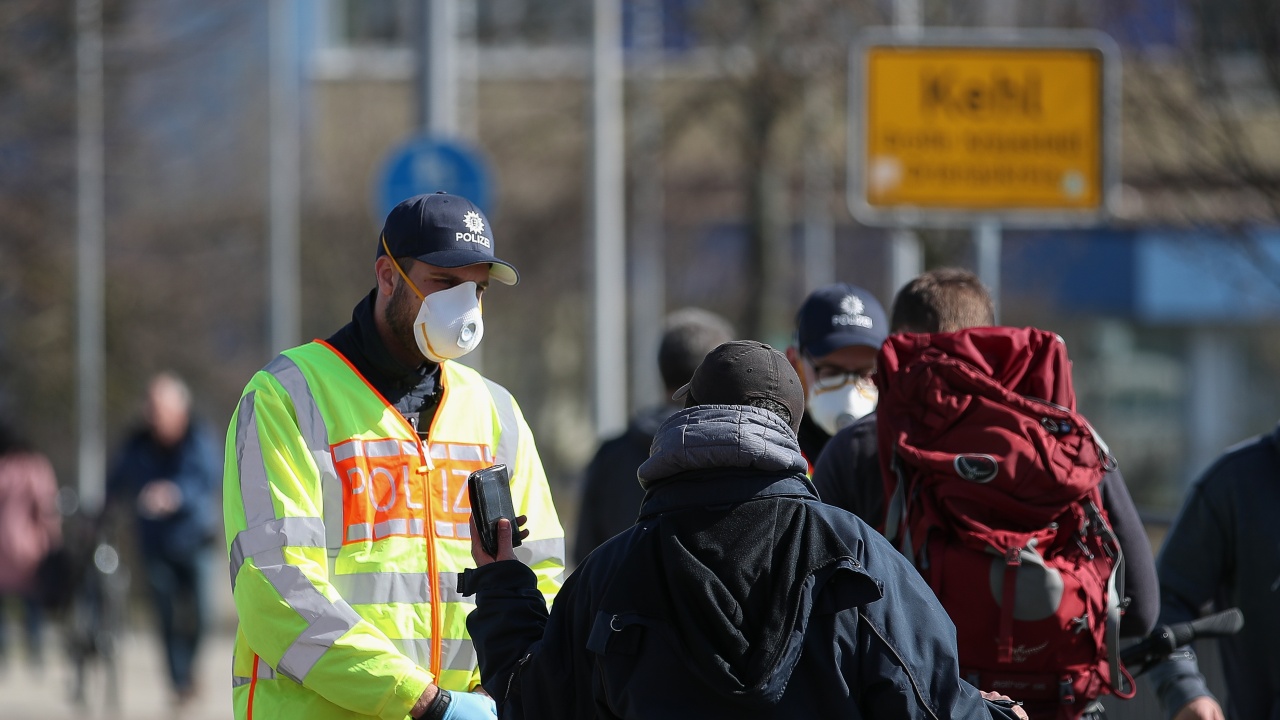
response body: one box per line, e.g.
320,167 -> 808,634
229,516 -> 326,588
387,638 -> 477,672
513,537 -> 566,570
483,378 -> 519,471
375,518 -> 408,537
333,441 -> 361,462
264,352 -> 345,551
332,571 -> 471,605
335,572 -> 430,604
391,637 -> 430,666
264,353 -> 336,487
265,561 -> 363,683
235,391 -> 277,528
446,444 -> 486,462
345,519 -> 425,543
231,660 -> 278,687
441,637 -> 479,672
335,439 -> 417,462
364,438 -> 404,458
437,572 -> 471,603
435,519 -> 468,538
323,461 -> 344,552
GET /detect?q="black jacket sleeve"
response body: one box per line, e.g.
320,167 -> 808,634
1146,465 -> 1236,719
464,560 -> 602,719
812,414 -> 886,528
1099,469 -> 1159,638
572,435 -> 648,566
572,447 -> 614,566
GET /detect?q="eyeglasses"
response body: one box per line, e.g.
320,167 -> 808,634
806,354 -> 876,392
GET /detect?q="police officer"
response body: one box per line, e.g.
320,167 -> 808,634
785,283 -> 888,466
223,192 -> 565,720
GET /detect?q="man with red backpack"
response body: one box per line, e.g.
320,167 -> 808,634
813,268 -> 1158,719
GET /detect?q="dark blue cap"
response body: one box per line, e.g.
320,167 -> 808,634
377,192 -> 519,285
795,283 -> 887,357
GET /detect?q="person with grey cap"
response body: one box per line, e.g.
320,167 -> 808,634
223,192 -> 564,720
786,283 -> 889,466
460,341 -> 1028,720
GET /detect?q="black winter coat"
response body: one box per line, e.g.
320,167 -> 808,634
464,406 -> 1021,720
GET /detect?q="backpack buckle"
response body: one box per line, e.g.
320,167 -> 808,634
1059,677 -> 1076,704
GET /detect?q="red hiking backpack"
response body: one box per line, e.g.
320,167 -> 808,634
875,327 -> 1134,719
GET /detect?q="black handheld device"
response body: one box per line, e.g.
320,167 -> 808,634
468,464 -> 521,557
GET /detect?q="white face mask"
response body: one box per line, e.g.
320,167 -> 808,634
413,281 -> 484,363
806,380 -> 877,436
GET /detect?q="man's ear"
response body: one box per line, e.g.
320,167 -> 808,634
785,346 -> 809,395
374,256 -> 399,299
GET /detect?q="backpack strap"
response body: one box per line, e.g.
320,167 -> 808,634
884,454 -> 906,544
1085,499 -> 1136,698
996,546 -> 1022,664
886,456 -> 928,568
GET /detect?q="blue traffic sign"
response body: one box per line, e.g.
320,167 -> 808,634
376,135 -> 493,221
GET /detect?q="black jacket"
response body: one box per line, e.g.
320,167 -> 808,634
811,411 -> 1160,638
1148,424 -> 1280,720
463,406 -> 1021,719
572,404 -> 677,566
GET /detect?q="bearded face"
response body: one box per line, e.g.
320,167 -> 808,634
383,273 -> 422,362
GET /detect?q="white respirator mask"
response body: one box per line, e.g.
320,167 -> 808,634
385,241 -> 485,363
413,280 -> 484,363
806,378 -> 878,436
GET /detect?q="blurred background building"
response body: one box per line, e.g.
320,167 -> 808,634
1,0 -> 1278,649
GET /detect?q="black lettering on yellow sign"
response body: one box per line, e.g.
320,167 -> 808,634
883,130 -> 951,151
922,68 -> 1043,119
905,163 -> 1062,187
963,132 -> 1081,155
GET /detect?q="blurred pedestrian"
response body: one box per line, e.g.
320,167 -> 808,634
1148,425 -> 1280,720
572,307 -> 733,564
463,341 -> 1027,719
106,372 -> 220,705
223,192 -> 564,720
785,283 -> 888,467
0,420 -> 61,671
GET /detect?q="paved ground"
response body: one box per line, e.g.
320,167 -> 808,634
0,628 -> 233,720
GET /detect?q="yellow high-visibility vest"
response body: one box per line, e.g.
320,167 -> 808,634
223,341 -> 565,720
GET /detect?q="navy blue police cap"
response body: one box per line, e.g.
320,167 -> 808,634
795,283 -> 887,358
377,192 -> 519,285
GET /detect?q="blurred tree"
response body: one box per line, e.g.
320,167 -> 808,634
0,0 -> 269,487
665,0 -> 885,341
1119,0 -> 1280,235
0,0 -> 81,481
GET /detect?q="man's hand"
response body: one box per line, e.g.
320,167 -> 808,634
1174,696 -> 1224,720
443,691 -> 497,719
137,479 -> 182,519
469,514 -> 529,566
412,686 -> 497,720
980,690 -> 1029,720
